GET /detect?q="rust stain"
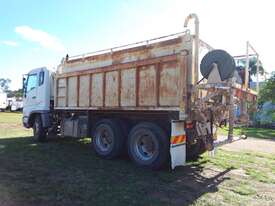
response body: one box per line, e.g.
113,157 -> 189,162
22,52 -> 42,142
139,65 -> 157,106
159,61 -> 180,106
105,71 -> 119,107
58,55 -> 177,78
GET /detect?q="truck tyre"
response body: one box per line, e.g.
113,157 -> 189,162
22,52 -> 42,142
127,122 -> 169,170
33,115 -> 47,142
92,119 -> 125,159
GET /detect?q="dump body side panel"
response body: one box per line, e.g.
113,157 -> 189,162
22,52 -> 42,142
55,35 -> 192,111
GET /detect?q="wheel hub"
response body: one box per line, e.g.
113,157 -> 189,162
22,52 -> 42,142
135,134 -> 157,161
96,128 -> 113,152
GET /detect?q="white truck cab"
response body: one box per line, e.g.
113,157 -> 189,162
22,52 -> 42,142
23,67 -> 54,129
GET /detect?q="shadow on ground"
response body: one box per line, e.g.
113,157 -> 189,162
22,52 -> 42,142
0,136 -> 232,206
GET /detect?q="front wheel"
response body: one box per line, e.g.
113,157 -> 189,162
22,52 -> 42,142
33,115 -> 47,142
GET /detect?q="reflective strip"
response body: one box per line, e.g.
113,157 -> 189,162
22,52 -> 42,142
171,142 -> 186,148
171,135 -> 186,145
185,120 -> 193,129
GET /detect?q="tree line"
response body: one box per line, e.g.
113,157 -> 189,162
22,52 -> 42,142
0,78 -> 23,98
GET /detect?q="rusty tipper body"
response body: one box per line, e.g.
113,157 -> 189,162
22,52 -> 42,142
22,14 -> 257,170
55,32 -> 192,111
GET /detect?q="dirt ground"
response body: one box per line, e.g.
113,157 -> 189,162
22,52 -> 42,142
221,137 -> 275,155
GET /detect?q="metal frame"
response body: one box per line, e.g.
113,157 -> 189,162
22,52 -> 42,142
233,42 -> 260,120
244,41 -> 260,92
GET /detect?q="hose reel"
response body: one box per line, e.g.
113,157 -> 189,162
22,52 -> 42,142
200,49 -> 236,81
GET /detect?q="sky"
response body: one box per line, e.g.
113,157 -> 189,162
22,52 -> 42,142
0,0 -> 274,90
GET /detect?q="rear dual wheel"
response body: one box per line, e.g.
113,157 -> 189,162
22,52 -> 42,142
93,120 -> 169,170
127,122 -> 169,170
92,119 -> 126,159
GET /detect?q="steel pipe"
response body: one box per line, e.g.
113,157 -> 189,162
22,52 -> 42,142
184,13 -> 199,84
245,41 -> 250,89
256,54 -> 259,93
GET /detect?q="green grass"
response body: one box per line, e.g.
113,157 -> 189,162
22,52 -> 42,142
198,150 -> 275,184
0,111 -> 23,124
230,183 -> 256,196
0,112 -> 274,206
0,112 -> 32,138
218,126 -> 275,140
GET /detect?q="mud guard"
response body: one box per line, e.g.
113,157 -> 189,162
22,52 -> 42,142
170,120 -> 186,169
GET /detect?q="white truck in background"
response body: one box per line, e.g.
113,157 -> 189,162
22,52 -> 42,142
0,92 -> 7,111
11,99 -> 23,111
22,14 -> 257,170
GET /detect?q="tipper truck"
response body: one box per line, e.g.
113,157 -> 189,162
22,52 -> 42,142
22,14 -> 257,169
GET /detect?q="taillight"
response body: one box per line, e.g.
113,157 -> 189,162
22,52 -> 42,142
185,121 -> 193,129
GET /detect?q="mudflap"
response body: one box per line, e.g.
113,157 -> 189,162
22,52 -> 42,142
170,120 -> 186,170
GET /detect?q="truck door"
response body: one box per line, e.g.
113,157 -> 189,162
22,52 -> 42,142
23,72 -> 38,114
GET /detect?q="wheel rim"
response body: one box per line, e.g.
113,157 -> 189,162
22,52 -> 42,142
95,127 -> 114,152
133,130 -> 159,162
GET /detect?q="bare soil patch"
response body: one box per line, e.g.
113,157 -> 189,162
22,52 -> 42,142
222,137 -> 275,154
